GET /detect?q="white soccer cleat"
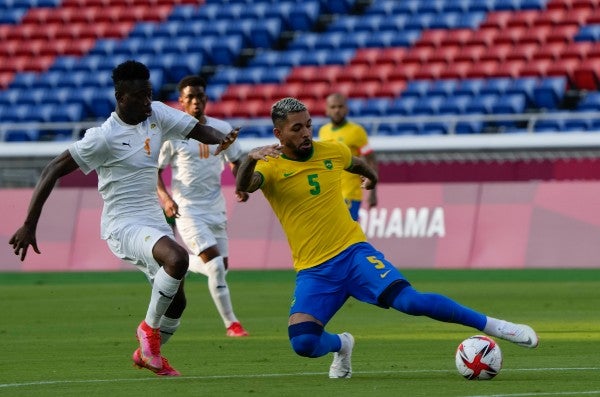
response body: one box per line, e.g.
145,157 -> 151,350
329,332 -> 354,378
495,321 -> 539,348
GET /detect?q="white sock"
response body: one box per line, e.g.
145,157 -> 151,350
205,256 -> 239,327
159,315 -> 181,346
188,254 -> 209,276
145,267 -> 181,328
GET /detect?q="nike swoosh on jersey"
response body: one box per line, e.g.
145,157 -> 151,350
283,171 -> 296,177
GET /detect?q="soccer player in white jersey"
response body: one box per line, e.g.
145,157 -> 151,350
9,61 -> 239,377
157,75 -> 249,337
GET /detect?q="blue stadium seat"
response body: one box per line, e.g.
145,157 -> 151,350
465,94 -> 498,114
574,25 -> 600,42
168,4 -> 198,22
421,122 -> 448,135
480,77 -> 512,96
492,94 -> 527,114
505,77 -> 538,104
388,97 -> 419,115
9,72 -> 38,89
72,55 -> 103,73
89,39 -> 119,56
50,56 -> 79,72
534,119 -> 563,132
207,35 -> 243,65
247,18 -> 282,49
577,92 -> 600,112
532,77 -> 567,110
287,2 -> 321,31
455,79 -> 486,97
321,0 -> 356,14
428,79 -> 459,97
439,95 -> 472,114
564,118 -> 591,131
403,80 -> 431,98
413,96 -> 445,115
129,22 -> 158,39
361,98 -> 392,116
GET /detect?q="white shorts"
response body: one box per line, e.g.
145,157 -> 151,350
175,212 -> 229,257
106,224 -> 174,281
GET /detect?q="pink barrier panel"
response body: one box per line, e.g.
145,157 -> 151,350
2,181 -> 600,272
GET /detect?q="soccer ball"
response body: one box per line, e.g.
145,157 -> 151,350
455,335 -> 503,380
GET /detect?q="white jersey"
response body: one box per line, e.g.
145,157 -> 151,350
69,101 -> 197,240
158,116 -> 242,218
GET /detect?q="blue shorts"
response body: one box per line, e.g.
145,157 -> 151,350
345,199 -> 361,221
290,242 -> 407,325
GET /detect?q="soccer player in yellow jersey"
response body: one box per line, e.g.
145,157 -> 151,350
318,93 -> 377,220
236,97 -> 539,378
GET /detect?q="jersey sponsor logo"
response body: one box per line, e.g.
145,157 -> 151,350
324,159 -> 333,169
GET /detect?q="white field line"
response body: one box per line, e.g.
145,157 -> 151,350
0,367 -> 598,390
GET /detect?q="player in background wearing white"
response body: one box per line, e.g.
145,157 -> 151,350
9,61 -> 239,376
157,75 -> 249,337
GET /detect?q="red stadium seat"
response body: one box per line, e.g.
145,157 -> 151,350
439,61 -> 472,79
206,100 -> 237,119
328,81 -> 354,97
388,63 -> 420,82
519,59 -> 552,77
494,26 -> 528,45
0,56 -> 29,73
0,71 -> 14,89
413,62 -> 446,80
494,59 -> 527,78
297,82 -> 331,101
272,82 -> 304,99
480,43 -> 512,62
347,81 -> 381,98
351,48 -> 381,66
403,46 -> 435,64
546,58 -> 579,82
507,10 -> 539,28
506,43 -> 539,62
546,25 -> 579,44
466,27 -> 499,47
63,38 -> 96,56
428,44 -> 460,63
533,9 -> 565,27
464,60 -> 501,78
415,29 -> 447,48
230,99 -> 266,118
286,66 -> 320,83
221,84 -> 256,101
573,59 -> 600,89
24,56 -> 55,73
336,64 -> 369,83
373,80 -> 406,98
533,41 -> 566,61
375,47 -> 406,66
481,11 -> 513,29
21,7 -> 54,25
454,44 -> 486,63
561,41 -> 594,60
441,28 -> 476,47
362,63 -> 395,83
245,83 -> 280,101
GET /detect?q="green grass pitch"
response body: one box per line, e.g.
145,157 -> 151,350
1,269 -> 599,397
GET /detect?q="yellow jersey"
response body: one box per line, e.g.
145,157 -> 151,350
318,121 -> 372,201
255,140 -> 367,271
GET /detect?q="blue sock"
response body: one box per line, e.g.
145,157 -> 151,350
288,322 -> 342,358
391,286 -> 486,330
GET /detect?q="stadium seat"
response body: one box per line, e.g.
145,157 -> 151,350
439,94 -> 472,114
403,80 -> 431,98
388,97 -> 419,115
465,94 -> 498,114
573,59 -> 600,89
532,76 -> 567,109
413,95 -> 445,115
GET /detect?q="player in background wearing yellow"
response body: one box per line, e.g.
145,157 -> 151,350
318,93 -> 377,220
157,75 -> 249,338
236,97 -> 539,379
9,61 -> 239,377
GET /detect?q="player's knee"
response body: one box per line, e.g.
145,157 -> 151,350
205,256 -> 226,278
288,322 -> 324,358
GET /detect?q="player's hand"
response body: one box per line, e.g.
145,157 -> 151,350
9,224 -> 40,261
214,127 -> 240,155
248,144 -> 283,161
361,176 -> 377,191
235,190 -> 249,202
163,197 -> 180,218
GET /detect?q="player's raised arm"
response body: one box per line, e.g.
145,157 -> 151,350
236,144 -> 283,193
9,150 -> 80,260
186,124 -> 240,155
346,156 -> 378,190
